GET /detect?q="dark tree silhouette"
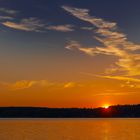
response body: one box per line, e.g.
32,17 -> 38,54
0,104 -> 140,118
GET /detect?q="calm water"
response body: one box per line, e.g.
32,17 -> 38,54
0,118 -> 139,140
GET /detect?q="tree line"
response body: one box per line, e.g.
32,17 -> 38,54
0,104 -> 140,118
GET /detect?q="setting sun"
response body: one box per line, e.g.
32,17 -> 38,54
102,105 -> 110,109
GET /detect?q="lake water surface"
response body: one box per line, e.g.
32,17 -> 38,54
0,118 -> 139,140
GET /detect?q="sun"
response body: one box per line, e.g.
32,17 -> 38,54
102,104 -> 110,109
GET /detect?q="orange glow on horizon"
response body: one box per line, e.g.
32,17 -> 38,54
102,104 -> 110,109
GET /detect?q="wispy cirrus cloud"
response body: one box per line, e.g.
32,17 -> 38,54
62,6 -> 116,29
0,16 -> 14,20
0,80 -> 80,90
0,8 -> 18,15
0,7 -> 46,32
97,75 -> 140,83
1,16 -> 75,33
63,6 -> 140,76
81,72 -> 140,83
2,17 -> 46,32
0,80 -> 52,90
63,82 -> 76,88
0,8 -> 18,21
0,7 -> 76,33
81,26 -> 94,31
2,20 -> 75,32
81,72 -> 140,89
47,24 -> 74,32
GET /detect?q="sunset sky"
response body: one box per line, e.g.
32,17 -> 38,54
0,0 -> 140,108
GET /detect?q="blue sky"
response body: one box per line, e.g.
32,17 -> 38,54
1,0 -> 140,49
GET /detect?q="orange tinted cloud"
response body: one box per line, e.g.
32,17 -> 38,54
63,6 -> 140,76
0,80 -> 81,90
47,24 -> 74,32
2,18 -> 46,32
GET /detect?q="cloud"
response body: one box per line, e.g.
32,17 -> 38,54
2,18 -> 74,33
47,24 -> 74,32
62,6 -> 116,29
81,72 -> 140,89
0,80 -> 54,90
65,40 -> 82,50
2,17 -> 46,32
120,81 -> 136,88
0,8 -> 17,15
0,7 -> 75,33
97,75 -> 140,83
0,16 -> 14,20
93,91 -> 137,96
81,26 -> 94,30
0,8 -> 17,22
63,6 -> 140,76
81,72 -> 140,83
63,82 -> 76,88
0,80 -> 81,90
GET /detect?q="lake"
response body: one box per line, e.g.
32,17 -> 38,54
0,118 -> 139,140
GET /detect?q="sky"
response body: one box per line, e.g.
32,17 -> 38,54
0,0 -> 140,108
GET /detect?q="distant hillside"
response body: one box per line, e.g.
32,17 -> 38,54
0,104 -> 140,118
